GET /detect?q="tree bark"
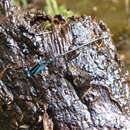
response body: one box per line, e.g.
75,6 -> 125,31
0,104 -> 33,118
0,1 -> 130,130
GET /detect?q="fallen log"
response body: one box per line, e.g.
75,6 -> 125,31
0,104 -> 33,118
0,1 -> 130,130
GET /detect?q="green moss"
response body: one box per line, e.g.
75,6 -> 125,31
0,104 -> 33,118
42,21 -> 52,30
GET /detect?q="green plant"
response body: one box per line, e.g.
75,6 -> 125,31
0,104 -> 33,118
11,0 -> 75,18
11,0 -> 27,7
45,0 -> 74,18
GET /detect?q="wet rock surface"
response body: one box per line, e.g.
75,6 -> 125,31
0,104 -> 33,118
0,2 -> 130,130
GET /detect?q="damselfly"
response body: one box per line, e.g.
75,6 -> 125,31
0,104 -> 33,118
27,35 -> 108,76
